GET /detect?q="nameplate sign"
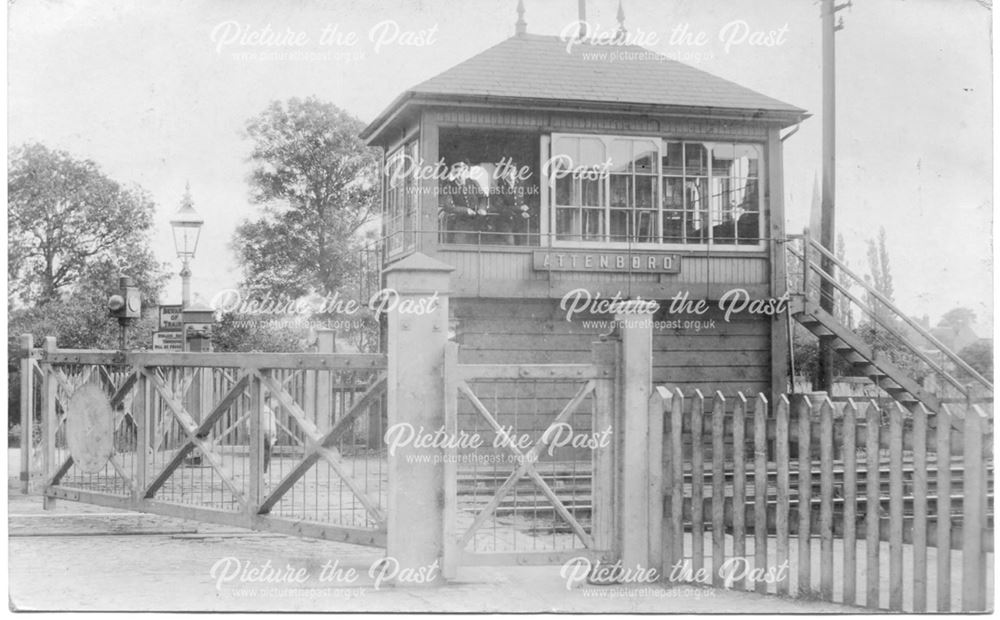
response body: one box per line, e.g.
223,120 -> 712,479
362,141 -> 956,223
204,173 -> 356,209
532,251 -> 681,273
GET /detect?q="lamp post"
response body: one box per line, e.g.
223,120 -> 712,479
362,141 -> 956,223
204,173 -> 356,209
169,183 -> 204,309
170,185 -> 208,466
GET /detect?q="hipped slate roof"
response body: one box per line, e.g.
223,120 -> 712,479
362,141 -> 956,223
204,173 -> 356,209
362,34 -> 807,143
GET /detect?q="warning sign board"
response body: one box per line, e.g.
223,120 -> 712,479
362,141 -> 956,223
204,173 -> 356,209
152,330 -> 183,351
158,305 -> 183,331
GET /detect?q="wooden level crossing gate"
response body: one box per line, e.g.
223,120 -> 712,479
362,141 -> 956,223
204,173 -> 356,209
19,335 -> 389,547
442,341 -> 619,570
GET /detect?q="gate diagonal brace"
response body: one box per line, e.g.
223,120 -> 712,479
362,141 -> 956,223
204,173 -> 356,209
142,368 -> 249,508
255,371 -> 387,523
456,379 -> 597,549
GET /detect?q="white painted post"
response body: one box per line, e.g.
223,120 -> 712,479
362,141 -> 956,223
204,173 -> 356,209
41,336 -> 58,510
384,253 -> 454,586
315,328 -> 334,430
616,301 -> 655,572
19,334 -> 34,494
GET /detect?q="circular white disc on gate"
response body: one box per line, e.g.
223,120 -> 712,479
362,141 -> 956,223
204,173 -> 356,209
65,383 -> 115,474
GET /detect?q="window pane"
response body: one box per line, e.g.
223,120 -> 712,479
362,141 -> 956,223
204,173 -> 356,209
663,210 -> 684,244
663,142 -> 684,176
555,176 -> 573,206
581,178 -> 604,207
553,136 -> 577,160
662,177 -> 683,210
609,140 -> 632,173
610,175 -> 631,209
686,143 -> 708,176
556,207 -> 581,241
582,208 -> 605,241
579,138 -> 606,167
687,178 -> 709,244
634,141 -> 658,174
438,129 -> 541,246
734,144 -> 761,177
609,210 -> 631,243
636,176 -> 655,210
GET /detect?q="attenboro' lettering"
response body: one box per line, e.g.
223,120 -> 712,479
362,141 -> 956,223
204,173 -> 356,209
533,251 -> 679,273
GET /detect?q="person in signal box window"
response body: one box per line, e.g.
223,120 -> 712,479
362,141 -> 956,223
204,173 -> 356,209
439,160 -> 488,244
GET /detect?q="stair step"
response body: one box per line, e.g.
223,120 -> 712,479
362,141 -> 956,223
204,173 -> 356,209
877,378 -> 903,390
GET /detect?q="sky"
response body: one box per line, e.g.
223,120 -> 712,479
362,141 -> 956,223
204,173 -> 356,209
7,0 -> 995,326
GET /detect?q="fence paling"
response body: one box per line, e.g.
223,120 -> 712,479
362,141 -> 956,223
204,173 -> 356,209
732,394 -> 747,591
911,403 -> 928,612
753,394 -> 768,594
865,401 -> 881,609
691,390 -> 705,576
775,396 -> 791,597
819,399 -> 834,601
797,395 -> 812,597
842,400 -> 858,606
670,388 -> 685,581
961,405 -> 988,611
711,392 -> 725,587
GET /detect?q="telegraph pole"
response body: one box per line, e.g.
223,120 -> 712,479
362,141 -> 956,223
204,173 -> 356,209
818,0 -> 849,392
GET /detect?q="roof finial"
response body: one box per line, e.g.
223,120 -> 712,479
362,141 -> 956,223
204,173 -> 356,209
615,0 -> 627,41
577,0 -> 587,40
515,0 -> 527,35
181,181 -> 193,208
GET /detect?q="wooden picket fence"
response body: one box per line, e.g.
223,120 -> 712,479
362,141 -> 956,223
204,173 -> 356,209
650,388 -> 994,612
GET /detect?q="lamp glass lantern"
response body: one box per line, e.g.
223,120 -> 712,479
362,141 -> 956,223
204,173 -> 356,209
170,202 -> 204,262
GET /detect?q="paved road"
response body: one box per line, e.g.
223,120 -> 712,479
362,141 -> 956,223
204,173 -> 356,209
8,492 -> 853,613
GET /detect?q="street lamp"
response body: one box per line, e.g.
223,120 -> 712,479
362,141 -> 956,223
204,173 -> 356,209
169,183 -> 204,308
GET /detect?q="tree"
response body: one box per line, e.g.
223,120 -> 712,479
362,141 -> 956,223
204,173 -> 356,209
835,233 -> 854,328
958,340 -> 993,379
8,143 -> 168,426
212,312 -> 307,353
232,97 -> 379,299
865,226 -> 893,317
8,143 -> 159,306
938,307 -> 977,330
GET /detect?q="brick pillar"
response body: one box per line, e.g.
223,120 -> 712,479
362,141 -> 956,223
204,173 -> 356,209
384,253 -> 453,586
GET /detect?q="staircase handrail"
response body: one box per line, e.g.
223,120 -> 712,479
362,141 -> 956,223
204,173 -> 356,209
788,244 -> 970,395
787,231 -> 993,393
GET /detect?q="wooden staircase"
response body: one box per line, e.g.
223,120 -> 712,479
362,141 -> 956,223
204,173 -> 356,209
789,295 -> 940,411
786,230 -> 992,413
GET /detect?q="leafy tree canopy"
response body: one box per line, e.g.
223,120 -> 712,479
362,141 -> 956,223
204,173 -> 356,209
958,340 -> 993,379
232,97 -> 379,299
8,143 -> 160,307
938,307 -> 977,330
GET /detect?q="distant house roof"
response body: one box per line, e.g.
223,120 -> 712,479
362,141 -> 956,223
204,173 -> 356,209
362,34 -> 807,143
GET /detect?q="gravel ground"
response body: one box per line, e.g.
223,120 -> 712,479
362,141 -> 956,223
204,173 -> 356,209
7,492 -> 858,613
